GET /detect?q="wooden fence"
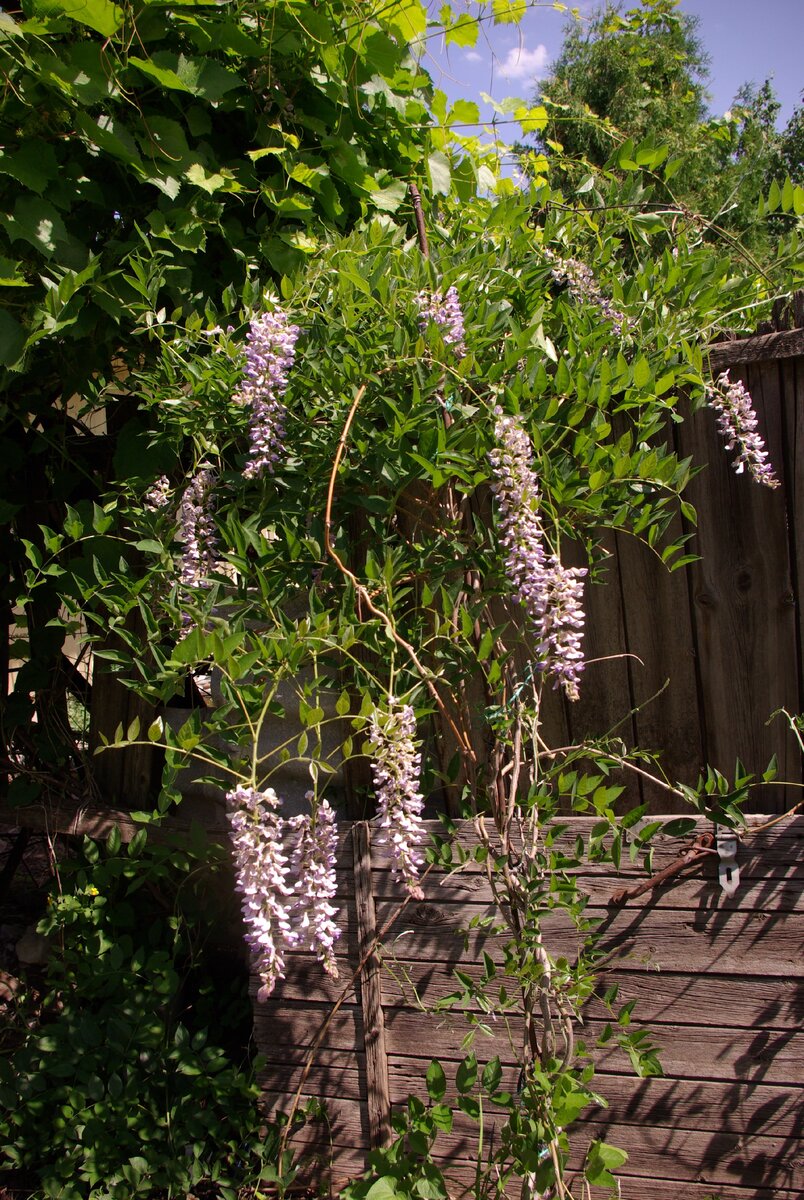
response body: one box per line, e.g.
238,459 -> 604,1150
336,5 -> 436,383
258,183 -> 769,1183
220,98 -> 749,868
256,816 -> 803,1200
532,300 -> 804,813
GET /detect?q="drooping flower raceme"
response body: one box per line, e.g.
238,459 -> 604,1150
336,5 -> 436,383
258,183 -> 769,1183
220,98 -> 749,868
369,703 -> 425,898
144,474 -> 171,512
177,467 -> 218,628
489,411 -> 587,701
288,797 -> 340,978
225,784 -> 298,1001
415,285 -> 467,358
235,309 -> 300,480
544,248 -> 633,338
705,371 -> 779,489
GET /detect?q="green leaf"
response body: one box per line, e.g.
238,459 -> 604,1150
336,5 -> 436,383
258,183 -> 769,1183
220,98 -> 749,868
585,1139 -> 628,1187
76,111 -> 142,167
365,1178 -> 405,1200
632,355 -> 652,388
379,0 -> 426,42
427,152 -> 451,196
482,1056 -> 502,1093
2,197 -> 69,257
147,717 -> 164,743
766,179 -> 781,212
28,0 -> 124,37
660,817 -> 697,837
129,53 -> 243,101
492,0 -> 526,23
781,177 -> 794,213
0,311 -> 26,367
455,1053 -> 477,1093
426,1059 -> 446,1101
447,99 -> 480,126
369,179 -> 407,212
0,143 -> 59,194
128,828 -> 148,857
444,14 -> 478,49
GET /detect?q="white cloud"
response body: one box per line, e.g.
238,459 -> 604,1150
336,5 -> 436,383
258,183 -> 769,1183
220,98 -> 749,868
499,44 -> 549,81
464,50 -> 482,63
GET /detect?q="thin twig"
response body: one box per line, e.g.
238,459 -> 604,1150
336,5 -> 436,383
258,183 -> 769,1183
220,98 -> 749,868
408,182 -> 429,259
323,386 -> 475,762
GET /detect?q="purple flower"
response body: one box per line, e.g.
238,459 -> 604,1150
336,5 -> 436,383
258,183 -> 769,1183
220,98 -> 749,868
369,702 -> 425,898
235,309 -> 300,480
415,286 -> 467,358
705,371 -> 779,489
489,411 -> 586,701
544,248 -> 633,337
178,468 -> 217,628
225,784 -> 298,1001
144,475 -> 171,512
288,797 -> 340,978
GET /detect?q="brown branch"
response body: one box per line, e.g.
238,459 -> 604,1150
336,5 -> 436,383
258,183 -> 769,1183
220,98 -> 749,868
324,387 -> 475,763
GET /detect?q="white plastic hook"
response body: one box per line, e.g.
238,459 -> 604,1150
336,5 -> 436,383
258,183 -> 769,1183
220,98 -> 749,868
716,829 -> 741,897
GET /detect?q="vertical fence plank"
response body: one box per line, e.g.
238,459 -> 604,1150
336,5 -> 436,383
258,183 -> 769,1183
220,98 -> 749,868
565,533 -> 641,801
780,354 -> 804,721
352,821 -> 391,1147
614,523 -> 704,809
675,366 -> 799,809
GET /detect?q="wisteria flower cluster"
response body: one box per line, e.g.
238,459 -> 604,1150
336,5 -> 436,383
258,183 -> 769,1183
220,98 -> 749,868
369,702 -> 426,898
287,797 -> 340,980
178,467 -> 218,628
705,371 -> 779,489
489,411 -> 586,701
415,285 -> 467,358
225,785 -> 341,999
543,247 -> 633,338
143,474 -> 171,512
235,308 -> 300,480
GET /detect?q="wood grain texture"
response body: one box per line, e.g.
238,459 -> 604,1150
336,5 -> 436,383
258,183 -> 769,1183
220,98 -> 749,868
677,363 -> 799,810
612,523 -> 704,808
352,821 -> 392,1148
256,816 -> 802,1195
706,325 -> 804,370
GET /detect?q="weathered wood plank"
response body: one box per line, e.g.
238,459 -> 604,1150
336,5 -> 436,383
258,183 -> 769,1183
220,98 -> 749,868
780,353 -> 804,715
567,1125 -> 803,1192
4,806 -> 798,865
610,1182 -> 799,1200
677,365 -> 798,811
271,1092 -> 803,1192
612,522 -> 705,808
374,900 -> 804,978
372,864 -> 804,911
262,1061 -> 802,1142
563,533 -> 639,787
352,821 -> 391,1148
384,1018 -> 803,1085
379,964 -> 804,1030
590,1073 -> 803,1140
706,326 -> 804,370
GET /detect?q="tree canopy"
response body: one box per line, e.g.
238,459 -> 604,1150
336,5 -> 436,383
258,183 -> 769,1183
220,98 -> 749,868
529,0 -> 803,263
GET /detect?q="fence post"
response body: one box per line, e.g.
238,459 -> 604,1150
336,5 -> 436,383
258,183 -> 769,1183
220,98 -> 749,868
352,820 -> 392,1148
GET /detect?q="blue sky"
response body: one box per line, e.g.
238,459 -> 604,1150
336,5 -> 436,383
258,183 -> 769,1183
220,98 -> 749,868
423,1 -> 803,132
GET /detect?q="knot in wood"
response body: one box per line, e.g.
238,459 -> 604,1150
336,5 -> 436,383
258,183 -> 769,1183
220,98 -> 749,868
407,902 -> 446,927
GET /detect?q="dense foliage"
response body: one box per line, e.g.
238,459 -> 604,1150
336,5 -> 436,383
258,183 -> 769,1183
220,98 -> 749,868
1,2 -> 802,1198
529,0 -> 803,264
